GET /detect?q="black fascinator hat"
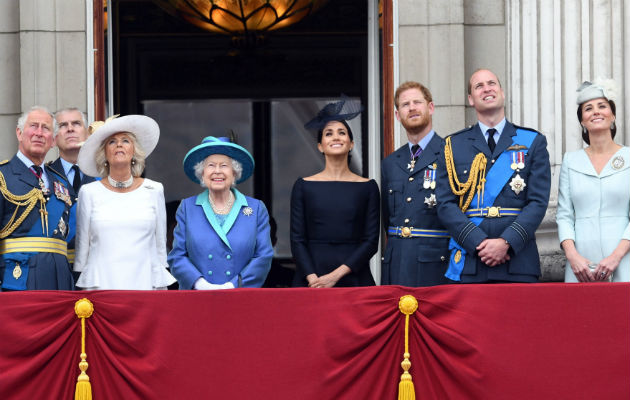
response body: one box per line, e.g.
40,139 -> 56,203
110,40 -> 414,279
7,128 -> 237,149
304,94 -> 363,131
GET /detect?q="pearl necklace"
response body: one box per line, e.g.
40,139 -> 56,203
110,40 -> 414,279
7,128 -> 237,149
209,191 -> 234,215
107,175 -> 134,189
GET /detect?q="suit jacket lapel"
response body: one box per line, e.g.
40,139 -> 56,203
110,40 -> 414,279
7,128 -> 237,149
493,122 -> 516,157
393,145 -> 414,175
12,155 -> 39,188
196,189 -> 233,250
471,124 -> 491,157
413,133 -> 441,172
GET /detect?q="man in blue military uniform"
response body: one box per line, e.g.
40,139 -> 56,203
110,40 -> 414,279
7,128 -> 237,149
381,81 -> 451,286
0,106 -> 75,290
51,108 -> 96,268
436,69 -> 551,283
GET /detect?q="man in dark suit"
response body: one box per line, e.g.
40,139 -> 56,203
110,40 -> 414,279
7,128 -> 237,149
381,81 -> 451,286
436,69 -> 551,283
51,108 -> 96,267
0,106 -> 74,290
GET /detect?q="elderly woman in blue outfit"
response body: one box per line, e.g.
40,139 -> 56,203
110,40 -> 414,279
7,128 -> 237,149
168,137 -> 273,289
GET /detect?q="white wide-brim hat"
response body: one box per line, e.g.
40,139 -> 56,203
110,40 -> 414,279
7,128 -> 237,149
77,115 -> 160,177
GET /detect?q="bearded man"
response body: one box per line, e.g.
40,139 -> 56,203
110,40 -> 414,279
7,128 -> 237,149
380,81 -> 451,286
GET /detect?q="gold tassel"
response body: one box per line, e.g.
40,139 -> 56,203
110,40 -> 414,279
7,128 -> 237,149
398,295 -> 419,400
74,298 -> 94,400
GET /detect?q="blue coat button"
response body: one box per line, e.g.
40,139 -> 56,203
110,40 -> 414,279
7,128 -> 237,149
226,254 -> 231,260
208,254 -> 213,259
226,271 -> 231,276
208,270 -> 213,275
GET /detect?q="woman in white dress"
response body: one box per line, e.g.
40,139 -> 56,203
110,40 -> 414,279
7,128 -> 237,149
557,80 -> 630,282
74,115 -> 176,289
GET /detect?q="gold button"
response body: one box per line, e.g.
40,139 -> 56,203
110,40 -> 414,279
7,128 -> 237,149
404,218 -> 409,223
491,159 -> 495,163
408,177 -> 414,182
464,170 -> 468,174
406,197 -> 412,202
389,189 -> 393,193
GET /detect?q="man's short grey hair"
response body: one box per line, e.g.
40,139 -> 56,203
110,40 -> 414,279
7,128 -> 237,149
17,106 -> 55,132
54,107 -> 87,137
94,132 -> 147,178
193,155 -> 243,188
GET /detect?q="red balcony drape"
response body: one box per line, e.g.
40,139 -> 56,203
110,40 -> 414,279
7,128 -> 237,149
0,284 -> 628,399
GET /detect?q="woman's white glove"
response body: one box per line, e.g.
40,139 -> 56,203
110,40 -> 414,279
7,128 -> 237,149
194,278 -> 235,290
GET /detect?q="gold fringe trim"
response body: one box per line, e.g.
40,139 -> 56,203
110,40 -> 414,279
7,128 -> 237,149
444,136 -> 487,212
398,295 -> 419,400
0,170 -> 47,238
74,298 -> 94,400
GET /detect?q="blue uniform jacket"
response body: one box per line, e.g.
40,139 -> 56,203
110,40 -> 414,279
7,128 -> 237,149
168,189 -> 273,289
435,121 -> 551,282
381,133 -> 450,286
0,155 -> 74,290
49,158 -> 96,249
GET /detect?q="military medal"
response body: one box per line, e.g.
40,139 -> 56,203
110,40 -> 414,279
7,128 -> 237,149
517,151 -> 525,170
510,152 -> 518,170
509,174 -> 526,195
612,156 -> 625,170
423,168 -> 436,189
54,181 -> 72,206
56,216 -> 67,238
424,193 -> 437,208
13,263 -> 22,279
408,145 -> 422,172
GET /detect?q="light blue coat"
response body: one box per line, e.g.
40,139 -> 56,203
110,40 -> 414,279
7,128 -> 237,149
168,189 -> 273,289
556,147 -> 630,282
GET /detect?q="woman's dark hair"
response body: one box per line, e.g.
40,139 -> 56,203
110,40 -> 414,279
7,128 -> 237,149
577,99 -> 616,145
317,120 -> 354,143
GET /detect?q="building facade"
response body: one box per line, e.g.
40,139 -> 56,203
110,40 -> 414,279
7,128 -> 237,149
1,0 -> 628,281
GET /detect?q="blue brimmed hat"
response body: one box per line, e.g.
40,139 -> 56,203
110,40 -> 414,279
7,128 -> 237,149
183,136 -> 254,184
304,94 -> 363,130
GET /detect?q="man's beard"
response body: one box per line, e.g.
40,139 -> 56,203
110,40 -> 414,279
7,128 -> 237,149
401,113 -> 429,134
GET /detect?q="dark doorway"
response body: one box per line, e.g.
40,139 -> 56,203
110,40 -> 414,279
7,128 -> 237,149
111,0 -> 369,263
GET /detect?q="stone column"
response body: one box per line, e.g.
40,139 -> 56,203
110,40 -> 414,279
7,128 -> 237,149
0,0 -> 88,161
397,0 -> 466,140
0,1 -> 21,160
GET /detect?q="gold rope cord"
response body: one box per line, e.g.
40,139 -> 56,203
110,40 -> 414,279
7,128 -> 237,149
444,136 -> 488,212
398,295 -> 419,400
0,171 -> 47,238
74,298 -> 94,400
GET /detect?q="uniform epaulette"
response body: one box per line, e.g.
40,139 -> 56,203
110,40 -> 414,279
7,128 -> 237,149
446,125 -> 474,138
512,124 -> 541,135
0,160 -> 8,166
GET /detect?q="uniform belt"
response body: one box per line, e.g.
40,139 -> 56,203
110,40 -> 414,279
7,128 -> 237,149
67,249 -> 75,264
387,226 -> 450,238
0,237 -> 68,257
464,207 -> 522,218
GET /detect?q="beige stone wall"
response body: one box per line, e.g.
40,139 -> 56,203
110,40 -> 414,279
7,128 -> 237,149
0,0 -> 87,161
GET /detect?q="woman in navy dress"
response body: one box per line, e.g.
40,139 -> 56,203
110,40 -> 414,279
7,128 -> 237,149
291,98 -> 380,287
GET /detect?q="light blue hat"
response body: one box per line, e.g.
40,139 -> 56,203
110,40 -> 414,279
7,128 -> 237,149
183,136 -> 254,184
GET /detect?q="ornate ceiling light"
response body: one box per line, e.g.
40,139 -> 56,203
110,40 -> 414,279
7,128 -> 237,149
153,0 -> 329,36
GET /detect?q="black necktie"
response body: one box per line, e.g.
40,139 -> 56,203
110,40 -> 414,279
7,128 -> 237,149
72,165 -> 81,193
411,144 -> 421,160
487,128 -> 497,153
31,165 -> 43,178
